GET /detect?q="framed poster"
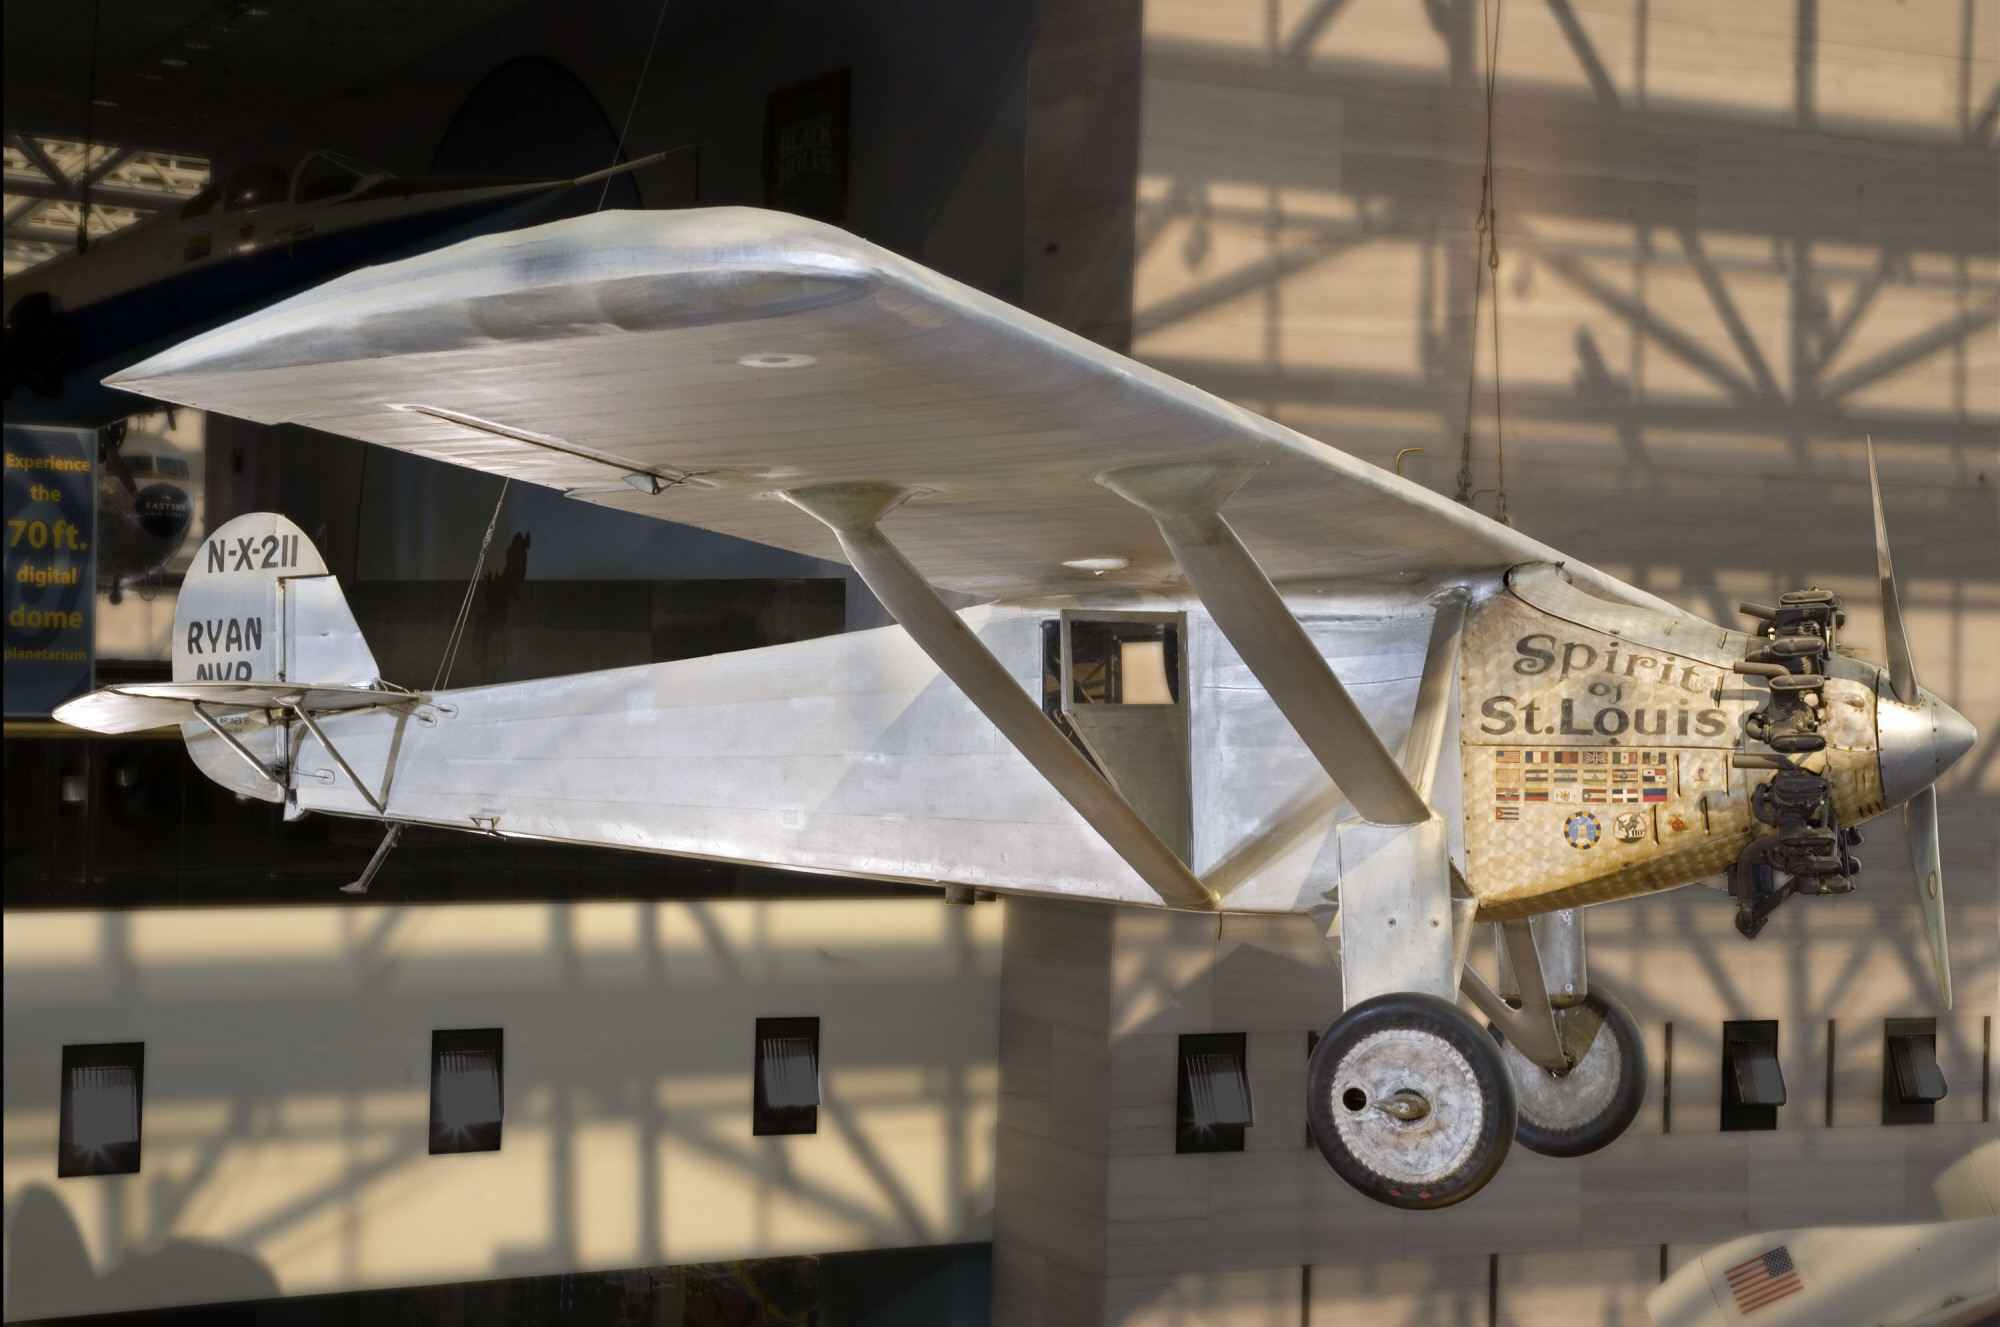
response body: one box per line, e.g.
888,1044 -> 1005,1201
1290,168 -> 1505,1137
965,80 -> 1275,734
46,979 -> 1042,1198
4,425 -> 95,716
764,68 -> 849,222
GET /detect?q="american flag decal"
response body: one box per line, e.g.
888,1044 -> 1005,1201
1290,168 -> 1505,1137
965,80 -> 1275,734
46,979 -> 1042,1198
1724,1245 -> 1802,1313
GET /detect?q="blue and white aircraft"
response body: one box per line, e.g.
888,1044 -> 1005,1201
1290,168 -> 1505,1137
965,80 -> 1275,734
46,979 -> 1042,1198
2,147 -> 659,428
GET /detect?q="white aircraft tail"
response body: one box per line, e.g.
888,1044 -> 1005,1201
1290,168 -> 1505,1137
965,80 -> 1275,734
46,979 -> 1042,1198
174,512 -> 378,686
56,514 -> 404,803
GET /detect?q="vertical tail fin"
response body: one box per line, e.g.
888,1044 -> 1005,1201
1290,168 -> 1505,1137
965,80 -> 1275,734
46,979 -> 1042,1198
172,514 -> 378,802
57,515 -> 392,806
175,512 -> 378,686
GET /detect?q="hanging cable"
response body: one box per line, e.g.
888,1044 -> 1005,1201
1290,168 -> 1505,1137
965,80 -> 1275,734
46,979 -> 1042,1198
598,0 -> 673,211
1484,0 -> 1510,525
432,478 -> 510,692
1454,211 -> 1488,505
1455,0 -> 1510,524
77,0 -> 101,253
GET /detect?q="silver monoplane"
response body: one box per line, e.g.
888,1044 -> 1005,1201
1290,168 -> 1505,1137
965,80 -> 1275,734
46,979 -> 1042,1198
54,209 -> 1975,1209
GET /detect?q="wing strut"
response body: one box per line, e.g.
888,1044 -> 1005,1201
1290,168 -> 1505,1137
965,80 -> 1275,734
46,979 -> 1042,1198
1402,589 -> 1468,799
784,483 -> 1215,911
287,702 -> 387,815
1098,461 -> 1430,826
190,701 -> 287,791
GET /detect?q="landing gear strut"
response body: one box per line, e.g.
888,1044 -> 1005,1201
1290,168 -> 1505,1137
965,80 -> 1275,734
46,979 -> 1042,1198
1490,985 -> 1647,1157
1458,909 -> 1648,1159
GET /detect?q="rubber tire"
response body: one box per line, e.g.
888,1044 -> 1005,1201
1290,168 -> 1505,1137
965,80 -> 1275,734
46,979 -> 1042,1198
1307,992 -> 1517,1210
1491,985 -> 1648,1159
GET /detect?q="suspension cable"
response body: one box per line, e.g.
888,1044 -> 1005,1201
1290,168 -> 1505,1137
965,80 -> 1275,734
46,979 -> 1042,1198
1456,0 -> 1511,524
598,0 -> 673,211
432,478 -> 510,692
77,0 -> 101,253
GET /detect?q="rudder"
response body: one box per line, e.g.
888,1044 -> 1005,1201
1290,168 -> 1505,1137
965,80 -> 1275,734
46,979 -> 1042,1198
176,512 -> 378,687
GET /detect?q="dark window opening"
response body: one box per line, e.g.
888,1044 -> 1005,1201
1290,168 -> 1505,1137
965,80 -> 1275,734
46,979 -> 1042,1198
1883,1018 -> 1947,1125
430,1029 -> 503,1154
1721,1020 -> 1784,1131
1066,620 -> 1180,708
1040,616 -> 1182,734
295,154 -> 363,203
221,163 -> 289,211
59,1042 -> 144,1177
755,1017 -> 820,1136
1177,1032 -> 1251,1153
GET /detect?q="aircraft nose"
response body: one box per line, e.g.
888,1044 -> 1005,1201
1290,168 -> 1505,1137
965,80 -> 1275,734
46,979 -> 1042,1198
1931,692 -> 1977,775
1878,683 -> 1979,809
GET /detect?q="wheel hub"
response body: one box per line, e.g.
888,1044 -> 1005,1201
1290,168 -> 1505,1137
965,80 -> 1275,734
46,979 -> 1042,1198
1506,1016 -> 1623,1130
1329,1027 -> 1484,1185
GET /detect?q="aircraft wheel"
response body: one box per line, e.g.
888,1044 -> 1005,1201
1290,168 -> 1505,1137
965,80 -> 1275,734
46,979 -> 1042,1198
1491,985 -> 1647,1158
1307,992 -> 1516,1210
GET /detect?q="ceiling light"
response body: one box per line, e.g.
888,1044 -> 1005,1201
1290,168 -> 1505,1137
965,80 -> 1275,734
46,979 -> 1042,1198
1063,556 -> 1130,574
737,352 -> 815,369
135,71 -> 163,80
186,41 -> 211,49
159,57 -> 187,67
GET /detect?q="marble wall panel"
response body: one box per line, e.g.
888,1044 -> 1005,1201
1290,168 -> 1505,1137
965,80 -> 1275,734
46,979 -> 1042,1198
1111,907 -> 1220,1037
1497,1245 -> 1658,1327
1308,1253 -> 1490,1327
1744,1128 -> 1912,1229
1109,1033 -> 1181,1156
1105,1154 -> 1216,1274
1105,1264 -> 1300,1327
1025,0 -> 1144,349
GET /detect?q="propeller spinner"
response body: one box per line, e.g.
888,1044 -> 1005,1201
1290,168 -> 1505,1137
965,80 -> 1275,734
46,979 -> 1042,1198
1867,439 -> 1977,1008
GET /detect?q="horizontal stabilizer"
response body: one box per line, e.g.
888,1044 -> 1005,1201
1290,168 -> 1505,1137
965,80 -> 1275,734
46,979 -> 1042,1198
55,681 -> 416,734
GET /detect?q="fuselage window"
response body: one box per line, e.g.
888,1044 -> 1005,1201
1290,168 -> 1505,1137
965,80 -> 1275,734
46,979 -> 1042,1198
1067,620 -> 1180,706
221,163 -> 289,211
295,154 -> 363,203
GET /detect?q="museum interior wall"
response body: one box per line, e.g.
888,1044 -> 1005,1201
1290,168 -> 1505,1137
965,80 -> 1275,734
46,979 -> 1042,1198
996,899 -> 1992,1326
3,898 -> 1002,1318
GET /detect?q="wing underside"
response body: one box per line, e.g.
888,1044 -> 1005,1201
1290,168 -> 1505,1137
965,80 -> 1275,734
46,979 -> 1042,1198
109,206 -> 1680,612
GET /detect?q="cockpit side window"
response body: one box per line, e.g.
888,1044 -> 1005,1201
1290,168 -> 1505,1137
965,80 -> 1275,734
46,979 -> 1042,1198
179,184 -> 220,219
295,153 -> 363,203
1067,620 -> 1181,706
221,163 -> 289,211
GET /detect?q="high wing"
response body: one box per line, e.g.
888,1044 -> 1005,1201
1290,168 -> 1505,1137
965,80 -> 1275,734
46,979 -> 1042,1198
107,206 -> 1683,613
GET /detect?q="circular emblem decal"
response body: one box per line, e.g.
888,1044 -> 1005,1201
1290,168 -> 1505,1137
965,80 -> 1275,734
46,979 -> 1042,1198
1563,812 -> 1602,850
1612,811 -> 1648,843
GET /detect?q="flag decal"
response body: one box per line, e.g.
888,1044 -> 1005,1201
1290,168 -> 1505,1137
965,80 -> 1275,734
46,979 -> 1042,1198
1724,1245 -> 1802,1313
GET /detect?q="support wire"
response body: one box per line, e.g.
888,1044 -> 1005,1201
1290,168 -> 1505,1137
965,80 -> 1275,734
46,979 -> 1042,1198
598,0 -> 673,211
432,478 -> 510,691
1455,0 -> 1510,524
